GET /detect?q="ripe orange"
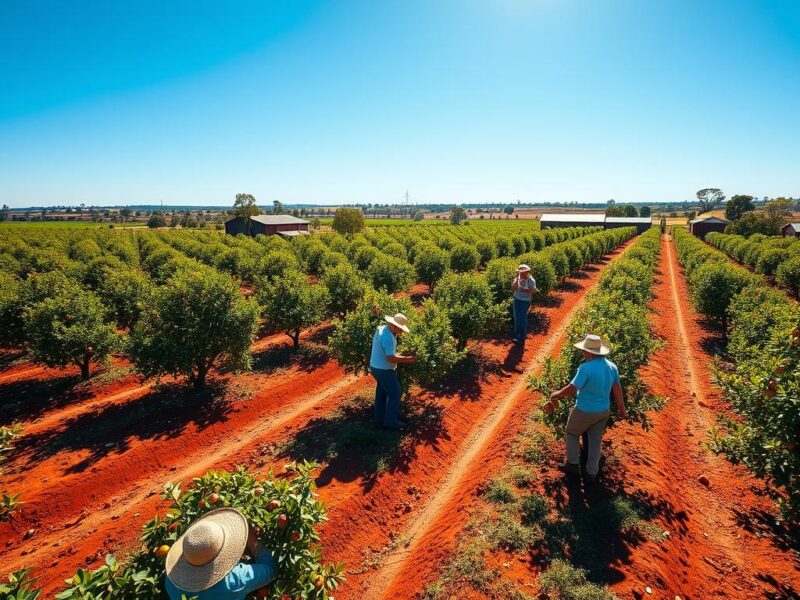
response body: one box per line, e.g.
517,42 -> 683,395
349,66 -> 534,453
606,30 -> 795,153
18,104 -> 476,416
198,500 -> 208,510
254,587 -> 269,598
277,514 -> 288,529
267,500 -> 280,511
290,531 -> 301,542
209,493 -> 220,505
155,544 -> 171,560
253,487 -> 265,496
314,575 -> 324,589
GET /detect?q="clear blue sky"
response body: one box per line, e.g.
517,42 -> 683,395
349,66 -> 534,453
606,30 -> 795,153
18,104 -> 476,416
1,0 -> 798,208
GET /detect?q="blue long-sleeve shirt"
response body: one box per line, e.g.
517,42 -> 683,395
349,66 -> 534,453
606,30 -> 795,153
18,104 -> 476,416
165,548 -> 276,600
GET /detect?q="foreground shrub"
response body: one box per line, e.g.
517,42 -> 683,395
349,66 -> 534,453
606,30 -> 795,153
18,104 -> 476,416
539,560 -> 616,600
450,244 -> 480,272
39,463 -> 344,599
398,299 -> 464,388
776,255 -> 800,298
688,261 -> 756,330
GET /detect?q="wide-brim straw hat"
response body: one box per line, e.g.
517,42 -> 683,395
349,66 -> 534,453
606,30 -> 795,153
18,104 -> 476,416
517,264 -> 531,272
573,334 -> 611,356
384,312 -> 410,333
166,508 -> 248,593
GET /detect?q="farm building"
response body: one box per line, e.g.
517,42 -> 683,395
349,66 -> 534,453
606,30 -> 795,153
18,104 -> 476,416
540,213 -> 606,228
539,213 -> 652,234
689,216 -> 729,240
781,223 -> 800,238
604,216 -> 653,235
225,214 -> 310,238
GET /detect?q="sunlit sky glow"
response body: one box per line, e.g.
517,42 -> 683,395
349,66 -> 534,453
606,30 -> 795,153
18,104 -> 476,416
1,0 -> 799,207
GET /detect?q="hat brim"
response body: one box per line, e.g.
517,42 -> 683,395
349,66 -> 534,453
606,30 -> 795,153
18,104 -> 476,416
573,341 -> 611,356
166,508 -> 248,593
517,267 -> 531,272
384,315 -> 410,333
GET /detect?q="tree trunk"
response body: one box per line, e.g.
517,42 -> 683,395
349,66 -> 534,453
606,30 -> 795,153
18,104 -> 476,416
291,329 -> 301,353
195,364 -> 207,389
80,358 -> 91,380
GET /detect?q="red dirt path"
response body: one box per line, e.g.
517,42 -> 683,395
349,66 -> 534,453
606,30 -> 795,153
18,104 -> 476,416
0,241 -> 630,596
377,234 -> 799,599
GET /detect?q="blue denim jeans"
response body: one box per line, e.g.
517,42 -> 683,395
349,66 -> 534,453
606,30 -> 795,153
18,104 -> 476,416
513,298 -> 531,342
370,367 -> 402,427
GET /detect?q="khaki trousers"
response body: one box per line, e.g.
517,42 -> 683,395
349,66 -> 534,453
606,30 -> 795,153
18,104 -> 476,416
565,407 -> 610,476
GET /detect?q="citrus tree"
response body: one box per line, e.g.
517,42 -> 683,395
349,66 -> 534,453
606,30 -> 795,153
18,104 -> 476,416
331,208 -> 364,234
367,254 -> 415,293
258,270 -> 329,352
24,283 -> 118,380
130,267 -> 260,388
414,245 -> 450,291
433,273 -> 505,351
320,263 -> 366,317
398,299 -> 464,388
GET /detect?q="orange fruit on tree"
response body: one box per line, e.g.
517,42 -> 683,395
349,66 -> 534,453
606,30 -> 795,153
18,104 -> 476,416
314,575 -> 325,589
155,544 -> 171,560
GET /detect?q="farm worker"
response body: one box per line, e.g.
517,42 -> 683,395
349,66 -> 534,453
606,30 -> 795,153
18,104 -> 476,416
370,312 -> 415,431
165,507 -> 276,600
542,334 -> 627,483
511,264 -> 538,345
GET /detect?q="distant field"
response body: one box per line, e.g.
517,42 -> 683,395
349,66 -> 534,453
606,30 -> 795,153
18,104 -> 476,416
0,221 -> 146,229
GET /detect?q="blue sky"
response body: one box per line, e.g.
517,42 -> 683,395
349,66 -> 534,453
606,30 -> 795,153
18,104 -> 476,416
1,0 -> 799,207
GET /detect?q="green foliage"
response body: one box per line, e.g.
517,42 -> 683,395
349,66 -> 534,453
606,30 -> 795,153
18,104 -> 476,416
725,211 -> 779,237
725,194 -> 755,221
331,207 -> 364,234
259,270 -> 329,352
367,253 -> 415,293
320,263 -> 366,317
0,569 -> 41,600
24,283 -> 118,380
434,273 -> 505,351
97,267 -> 152,328
475,240 -> 497,266
483,477 -> 517,504
47,464 -> 343,599
539,560 -> 616,600
449,244 -> 480,272
130,267 -> 259,387
0,424 -> 23,522
450,206 -> 468,225
329,289 -> 413,376
776,256 -> 800,298
688,261 -> 756,328
413,245 -> 450,290
260,249 -> 301,281
232,192 -> 261,218
520,493 -> 550,526
398,299 -> 464,387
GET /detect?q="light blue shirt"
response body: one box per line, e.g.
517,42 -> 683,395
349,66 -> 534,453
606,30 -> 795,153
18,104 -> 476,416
369,324 -> 397,370
513,274 -> 537,302
165,549 -> 276,600
570,357 -> 620,413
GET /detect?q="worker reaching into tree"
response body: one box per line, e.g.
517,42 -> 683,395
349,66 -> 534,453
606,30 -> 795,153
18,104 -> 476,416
165,508 -> 276,600
511,264 -> 538,345
370,313 -> 415,431
543,334 -> 627,483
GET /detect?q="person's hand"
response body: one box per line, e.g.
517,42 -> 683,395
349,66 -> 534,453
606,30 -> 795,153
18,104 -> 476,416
405,355 -> 416,365
246,523 -> 259,553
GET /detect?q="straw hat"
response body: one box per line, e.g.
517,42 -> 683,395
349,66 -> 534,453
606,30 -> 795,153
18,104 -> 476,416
384,313 -> 410,333
166,508 -> 249,593
573,334 -> 611,356
517,264 -> 531,273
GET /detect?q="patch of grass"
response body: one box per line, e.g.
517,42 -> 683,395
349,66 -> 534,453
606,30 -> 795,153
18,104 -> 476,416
520,493 -> 550,526
420,537 -> 499,599
518,429 -> 551,465
486,508 -> 541,552
579,496 -> 667,542
539,560 -> 617,600
483,477 -> 518,504
508,465 -> 535,487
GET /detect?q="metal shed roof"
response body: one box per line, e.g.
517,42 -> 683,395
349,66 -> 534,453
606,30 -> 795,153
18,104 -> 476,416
539,213 -> 606,223
604,217 -> 652,224
249,214 -> 309,225
689,216 -> 729,224
278,230 -> 310,237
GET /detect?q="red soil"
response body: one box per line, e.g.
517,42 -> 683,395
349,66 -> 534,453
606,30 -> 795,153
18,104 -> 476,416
379,234 -> 799,599
0,240 -> 635,596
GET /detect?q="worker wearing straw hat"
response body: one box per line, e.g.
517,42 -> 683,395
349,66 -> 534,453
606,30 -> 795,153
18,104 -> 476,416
165,508 -> 276,599
511,264 -> 538,345
543,334 -> 627,483
370,313 -> 415,431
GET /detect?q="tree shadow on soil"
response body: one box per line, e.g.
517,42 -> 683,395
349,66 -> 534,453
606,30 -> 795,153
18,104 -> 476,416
419,350 -> 506,403
757,573 -> 799,600
249,342 -> 330,375
0,373 -> 84,425
274,391 -> 446,493
0,349 -> 26,370
16,381 -> 232,473
732,506 -> 800,553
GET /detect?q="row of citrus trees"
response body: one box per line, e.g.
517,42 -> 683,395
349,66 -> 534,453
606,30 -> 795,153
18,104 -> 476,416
422,226 -> 663,600
705,231 -> 800,298
673,226 -> 800,521
531,225 -> 665,431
